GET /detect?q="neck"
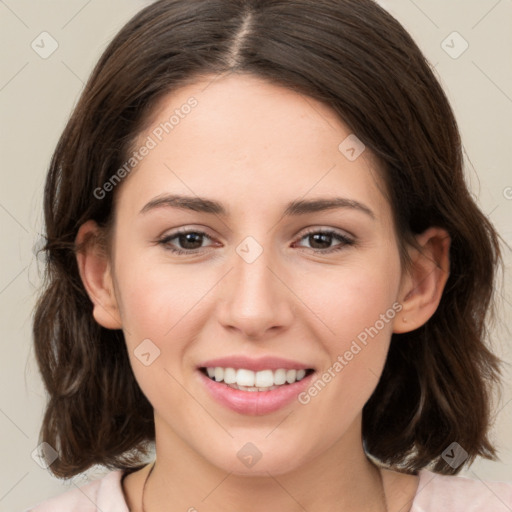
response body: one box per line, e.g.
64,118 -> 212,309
142,414 -> 387,512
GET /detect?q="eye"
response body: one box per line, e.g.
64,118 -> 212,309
157,227 -> 355,255
293,229 -> 355,253
157,229 -> 215,255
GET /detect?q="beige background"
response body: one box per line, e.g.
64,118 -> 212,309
0,1 -> 511,510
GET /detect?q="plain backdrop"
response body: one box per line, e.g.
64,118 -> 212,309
0,1 -> 511,511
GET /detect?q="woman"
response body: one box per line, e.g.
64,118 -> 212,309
26,0 -> 512,511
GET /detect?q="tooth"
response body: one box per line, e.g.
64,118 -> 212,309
206,366 -> 310,386
274,369 -> 287,385
223,367 -> 237,384
286,369 -> 297,384
236,384 -> 257,391
236,368 -> 255,387
255,370 -> 274,388
214,367 -> 224,382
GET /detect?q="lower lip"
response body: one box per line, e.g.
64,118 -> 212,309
198,369 -> 315,415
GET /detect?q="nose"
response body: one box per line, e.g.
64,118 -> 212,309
216,240 -> 295,340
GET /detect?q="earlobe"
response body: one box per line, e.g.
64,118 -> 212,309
75,220 -> 122,330
393,227 -> 451,334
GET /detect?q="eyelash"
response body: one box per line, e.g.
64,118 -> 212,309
156,228 -> 355,255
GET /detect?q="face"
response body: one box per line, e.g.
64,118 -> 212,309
104,73 -> 406,475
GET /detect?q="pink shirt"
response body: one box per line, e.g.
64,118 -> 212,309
24,468 -> 512,511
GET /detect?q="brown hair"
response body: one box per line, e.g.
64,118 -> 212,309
33,0 -> 504,478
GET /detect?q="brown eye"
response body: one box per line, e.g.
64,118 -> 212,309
158,229 -> 214,254
295,229 -> 354,253
176,232 -> 205,250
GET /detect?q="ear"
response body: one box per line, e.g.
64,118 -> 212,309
75,220 -> 122,329
393,227 -> 451,334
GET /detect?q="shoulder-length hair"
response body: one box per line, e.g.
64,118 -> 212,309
33,0 -> 504,478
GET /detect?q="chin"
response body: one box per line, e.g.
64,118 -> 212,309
204,438 -> 314,477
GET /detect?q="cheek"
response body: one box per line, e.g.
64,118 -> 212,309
297,250 -> 401,343
112,255 -> 202,408
295,249 -> 401,404
112,251 -> 220,382
114,251 -> 200,338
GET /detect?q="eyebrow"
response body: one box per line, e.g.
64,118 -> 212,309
140,194 -> 375,219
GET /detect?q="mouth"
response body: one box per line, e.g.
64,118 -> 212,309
199,366 -> 315,392
196,355 -> 318,414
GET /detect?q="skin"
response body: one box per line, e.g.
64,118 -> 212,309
76,73 -> 450,512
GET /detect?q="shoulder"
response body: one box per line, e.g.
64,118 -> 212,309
23,469 -> 129,512
411,468 -> 512,512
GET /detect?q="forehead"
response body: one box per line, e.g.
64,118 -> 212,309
117,73 -> 392,226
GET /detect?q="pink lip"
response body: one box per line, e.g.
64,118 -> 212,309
197,355 -> 313,372
197,369 -> 315,415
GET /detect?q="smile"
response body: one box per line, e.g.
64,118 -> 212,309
197,366 -> 316,415
200,367 -> 314,391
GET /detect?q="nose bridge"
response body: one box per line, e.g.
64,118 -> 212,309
235,236 -> 276,301
218,234 -> 293,338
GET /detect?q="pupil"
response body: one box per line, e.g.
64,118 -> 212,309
180,233 -> 202,249
310,233 -> 331,249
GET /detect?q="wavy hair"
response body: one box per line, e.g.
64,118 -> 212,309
33,0 -> 504,477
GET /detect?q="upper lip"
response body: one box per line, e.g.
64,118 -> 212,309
197,355 -> 314,372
